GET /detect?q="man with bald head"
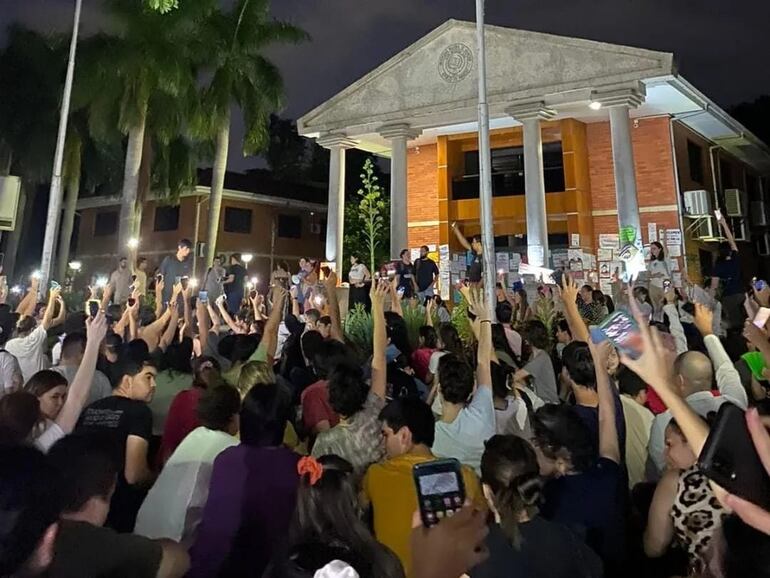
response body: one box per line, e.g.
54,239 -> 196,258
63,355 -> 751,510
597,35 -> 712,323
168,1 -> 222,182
646,304 -> 748,476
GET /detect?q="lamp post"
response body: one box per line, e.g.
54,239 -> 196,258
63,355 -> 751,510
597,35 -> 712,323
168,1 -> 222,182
475,0 -> 497,316
39,0 -> 83,293
68,260 -> 81,292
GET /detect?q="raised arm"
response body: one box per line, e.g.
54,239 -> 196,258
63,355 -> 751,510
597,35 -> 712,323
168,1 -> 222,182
370,280 -> 389,400
662,289 -> 688,355
100,283 -> 113,311
215,295 -> 244,334
261,287 -> 287,361
158,305 -> 180,352
558,275 -> 590,343
467,288 -> 492,388
196,298 -> 211,353
55,313 -> 108,433
324,272 -> 344,342
590,340 -> 621,464
112,306 -> 131,340
41,287 -> 61,330
154,279 -> 165,319
50,295 -> 67,328
389,277 -> 404,318
717,212 -> 739,253
16,278 -> 40,317
425,297 -> 434,327
451,222 -> 472,252
182,286 -> 193,338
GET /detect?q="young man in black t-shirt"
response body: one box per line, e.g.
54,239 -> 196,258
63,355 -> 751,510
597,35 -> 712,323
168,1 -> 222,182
414,245 -> 440,303
76,352 -> 158,532
223,253 -> 247,313
395,249 -> 418,299
451,223 -> 483,284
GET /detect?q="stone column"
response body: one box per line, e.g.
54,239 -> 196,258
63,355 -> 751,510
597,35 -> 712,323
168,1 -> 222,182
595,86 -> 645,248
379,124 -> 422,259
506,102 -> 555,267
317,134 -> 357,270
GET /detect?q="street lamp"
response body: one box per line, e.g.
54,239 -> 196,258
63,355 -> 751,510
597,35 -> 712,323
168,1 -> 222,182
242,253 -> 253,266
69,261 -> 82,272
127,238 -> 139,250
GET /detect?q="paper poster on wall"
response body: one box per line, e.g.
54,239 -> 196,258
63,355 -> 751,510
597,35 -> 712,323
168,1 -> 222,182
599,262 -> 611,278
570,233 -> 580,248
658,229 -> 666,243
495,252 -> 510,273
667,245 -> 682,257
648,222 -> 658,243
568,249 -> 583,261
600,279 -> 613,295
410,248 -> 421,262
672,272 -> 683,287
611,261 -> 623,276
599,234 -> 620,249
669,258 -> 680,271
428,244 -> 437,252
597,248 -> 613,261
666,229 -> 682,246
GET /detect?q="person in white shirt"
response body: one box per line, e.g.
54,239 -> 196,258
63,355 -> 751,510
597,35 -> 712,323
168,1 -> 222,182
135,384 -> 241,546
647,242 -> 671,319
618,368 -> 655,488
432,290 -> 494,474
0,309 -> 23,397
52,332 -> 113,406
647,304 -> 747,477
109,256 -> 133,305
6,285 -> 65,382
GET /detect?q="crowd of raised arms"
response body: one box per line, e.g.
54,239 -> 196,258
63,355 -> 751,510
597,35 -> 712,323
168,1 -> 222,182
2,223 -> 770,578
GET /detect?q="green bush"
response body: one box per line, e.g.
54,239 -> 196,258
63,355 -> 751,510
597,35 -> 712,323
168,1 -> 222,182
343,304 -> 374,358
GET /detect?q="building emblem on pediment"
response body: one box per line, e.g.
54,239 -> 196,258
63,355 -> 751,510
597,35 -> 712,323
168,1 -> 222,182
438,43 -> 474,83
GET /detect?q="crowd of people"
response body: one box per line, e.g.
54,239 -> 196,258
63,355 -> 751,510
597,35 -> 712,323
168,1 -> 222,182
2,227 -> 770,578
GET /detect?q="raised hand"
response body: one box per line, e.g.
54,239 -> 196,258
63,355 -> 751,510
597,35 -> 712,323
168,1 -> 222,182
86,311 -> 108,344
693,302 -> 714,337
559,274 -> 579,304
466,287 -> 491,322
370,279 -> 390,306
323,270 -> 338,289
743,321 -> 769,348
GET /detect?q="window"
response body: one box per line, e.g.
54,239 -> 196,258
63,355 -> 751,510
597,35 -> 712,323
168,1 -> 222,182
153,205 -> 180,232
687,140 -> 704,184
720,160 -> 734,189
94,211 -> 118,237
224,207 -> 252,234
277,214 -> 302,239
453,142 -> 565,200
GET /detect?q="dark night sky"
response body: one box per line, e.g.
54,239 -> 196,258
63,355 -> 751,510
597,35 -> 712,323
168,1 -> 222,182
2,0 -> 769,171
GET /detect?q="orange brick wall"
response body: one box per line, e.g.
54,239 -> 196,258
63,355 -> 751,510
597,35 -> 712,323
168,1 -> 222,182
407,144 -> 440,248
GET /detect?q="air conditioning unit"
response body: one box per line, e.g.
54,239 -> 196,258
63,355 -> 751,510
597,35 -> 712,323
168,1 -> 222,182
731,218 -> 749,241
310,223 -> 321,235
751,201 -> 768,227
725,188 -> 748,217
0,176 -> 21,231
757,233 -> 770,257
683,190 -> 711,217
693,216 -> 717,241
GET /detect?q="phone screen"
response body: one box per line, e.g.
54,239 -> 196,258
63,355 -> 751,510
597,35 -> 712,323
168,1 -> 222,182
597,310 -> 644,360
754,307 -> 770,329
198,290 -> 208,304
413,459 -> 465,527
755,279 -> 767,292
87,300 -> 99,318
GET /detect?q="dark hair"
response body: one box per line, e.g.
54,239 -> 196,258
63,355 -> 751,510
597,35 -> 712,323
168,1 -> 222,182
301,330 -> 324,362
304,309 -> 321,325
137,257 -> 147,267
556,319 -> 571,338
191,355 -> 222,389
162,337 -> 193,374
47,434 -> 118,513
197,385 -> 241,431
591,290 -> 605,305
112,347 -> 156,385
471,235 -> 481,244
491,361 -> 513,400
240,382 -> 292,447
720,514 -> 770,578
605,295 -> 615,314
633,286 -> 652,307
492,323 -> 517,366
311,339 -> 348,380
651,241 -> 665,262
24,370 -> 68,397
15,315 -> 36,337
318,316 -> 332,327
523,319 -> 550,351
0,392 -> 39,444
230,252 -> 242,263
290,455 -> 403,578
420,245 -> 429,253
532,404 -> 596,473
61,332 -> 87,360
378,398 -> 435,446
328,363 -> 368,417
178,238 -> 193,249
103,332 -> 123,351
384,312 -> 412,357
496,301 -> 513,325
561,341 -> 596,389
481,435 -> 543,547
437,323 -> 464,358
230,334 -> 260,364
0,445 -> 62,576
0,305 -> 14,347
438,354 -> 475,404
717,242 -> 732,260
418,325 -> 437,349
399,249 -> 409,258
61,312 -> 87,337
581,284 -> 593,294
617,366 -> 647,398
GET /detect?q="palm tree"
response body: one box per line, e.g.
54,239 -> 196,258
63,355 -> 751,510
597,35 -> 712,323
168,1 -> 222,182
198,0 -> 307,267
77,0 -> 205,250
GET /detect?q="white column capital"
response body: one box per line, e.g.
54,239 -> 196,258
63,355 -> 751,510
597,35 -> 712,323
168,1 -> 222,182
591,82 -> 646,109
378,123 -> 422,141
506,101 -> 556,122
316,133 -> 358,150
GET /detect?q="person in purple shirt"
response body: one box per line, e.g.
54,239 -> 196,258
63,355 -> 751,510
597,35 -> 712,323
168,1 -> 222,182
188,381 -> 298,578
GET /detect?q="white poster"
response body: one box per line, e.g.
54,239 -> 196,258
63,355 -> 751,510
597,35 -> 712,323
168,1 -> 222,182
599,262 -> 611,278
600,279 -> 613,295
570,233 -> 581,248
597,248 -> 613,261
666,229 -> 682,246
428,244 -> 437,252
669,258 -> 680,271
672,272 -> 683,287
439,244 -> 450,300
667,245 -> 682,257
495,252 -> 510,274
599,233 -> 620,249
410,248 -> 420,262
648,222 -> 658,243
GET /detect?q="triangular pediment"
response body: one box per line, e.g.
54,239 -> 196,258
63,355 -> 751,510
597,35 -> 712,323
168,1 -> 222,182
299,20 -> 674,136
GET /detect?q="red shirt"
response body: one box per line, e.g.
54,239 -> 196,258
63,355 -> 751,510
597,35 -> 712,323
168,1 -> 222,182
300,380 -> 339,435
158,387 -> 203,465
411,348 -> 434,383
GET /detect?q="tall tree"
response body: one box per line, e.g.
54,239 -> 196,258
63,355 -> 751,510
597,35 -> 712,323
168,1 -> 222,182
198,0 -> 307,267
77,0 -> 204,251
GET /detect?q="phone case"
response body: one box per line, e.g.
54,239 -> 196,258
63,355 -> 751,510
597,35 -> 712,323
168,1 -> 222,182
413,458 -> 466,528
698,403 -> 770,509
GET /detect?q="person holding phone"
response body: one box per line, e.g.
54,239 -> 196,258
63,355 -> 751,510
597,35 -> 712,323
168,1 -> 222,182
648,241 -> 671,319
108,256 -> 132,305
158,239 -> 193,305
395,249 -> 418,300
712,211 -> 744,330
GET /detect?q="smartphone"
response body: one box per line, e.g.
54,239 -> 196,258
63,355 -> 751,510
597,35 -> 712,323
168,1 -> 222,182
198,290 -> 208,304
50,280 -> 61,291
754,307 -> 770,329
156,273 -> 163,283
250,290 -> 257,299
397,286 -> 406,298
413,458 -> 466,528
754,278 -> 767,292
127,297 -> 136,307
594,310 -> 644,360
698,403 -> 770,509
87,300 -> 100,318
663,279 -> 671,290
180,276 -> 189,290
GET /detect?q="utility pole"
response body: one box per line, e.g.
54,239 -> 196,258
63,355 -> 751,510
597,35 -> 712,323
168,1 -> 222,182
475,0 -> 497,316
40,0 -> 83,291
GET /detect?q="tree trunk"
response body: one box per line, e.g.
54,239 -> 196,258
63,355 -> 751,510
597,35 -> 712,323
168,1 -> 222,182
205,115 -> 230,268
117,105 -> 148,252
133,130 -> 153,241
55,152 -> 81,282
4,183 -> 31,283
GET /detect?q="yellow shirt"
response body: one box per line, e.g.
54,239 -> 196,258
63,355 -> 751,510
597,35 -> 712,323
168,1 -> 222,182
362,452 -> 483,577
